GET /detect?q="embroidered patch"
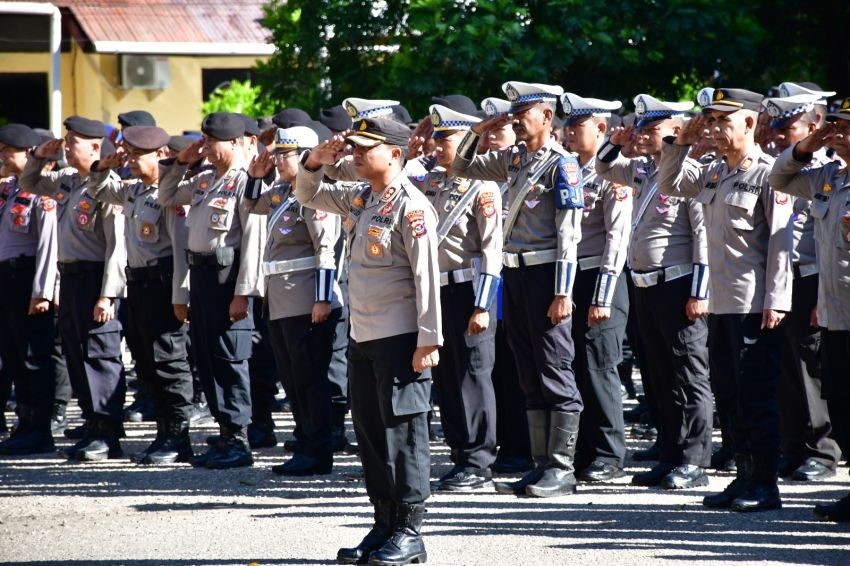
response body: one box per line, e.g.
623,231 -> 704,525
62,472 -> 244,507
224,178 -> 236,191
315,210 -> 328,220
380,203 -> 394,216
823,183 -> 832,193
842,211 -> 850,225
775,192 -> 789,205
42,198 -> 56,212
367,225 -> 383,239
353,196 -> 365,209
524,198 -> 541,209
77,213 -> 90,226
13,215 -> 25,226
369,243 -> 382,256
613,184 -> 628,201
272,194 -> 282,204
210,212 -> 224,225
655,205 -> 669,215
405,210 -> 427,238
79,200 -> 92,211
176,206 -> 187,217
740,157 -> 753,172
199,181 -> 209,190
211,197 -> 229,209
140,223 -> 154,237
380,186 -> 398,202
563,161 -> 580,186
55,192 -> 65,201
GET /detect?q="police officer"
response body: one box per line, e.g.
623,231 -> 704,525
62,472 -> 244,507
0,124 -> 59,455
86,125 -> 194,465
596,95 -> 714,488
245,126 -> 343,475
561,93 -> 634,482
660,88 -> 794,512
159,112 -> 264,469
453,81 -> 585,498
769,98 -> 850,521
415,104 -> 502,491
761,93 -> 841,482
296,117 -> 440,565
21,116 -> 128,461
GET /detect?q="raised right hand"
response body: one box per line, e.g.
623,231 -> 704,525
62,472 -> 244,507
304,134 -> 349,170
176,139 -> 204,166
796,122 -> 836,156
35,139 -> 64,159
675,115 -> 706,146
247,151 -> 275,178
608,126 -> 635,147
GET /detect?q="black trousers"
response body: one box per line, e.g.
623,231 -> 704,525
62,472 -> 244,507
0,258 -> 56,429
634,276 -> 712,466
822,329 -> 850,458
492,318 -> 530,459
268,308 -> 341,457
624,269 -> 658,426
572,267 -> 628,468
250,298 -> 279,423
53,311 -> 71,404
58,266 -> 125,426
708,313 -> 782,459
502,263 -> 582,413
779,274 -> 840,467
432,280 -> 497,471
349,333 -> 431,504
126,270 -> 192,424
188,265 -> 253,430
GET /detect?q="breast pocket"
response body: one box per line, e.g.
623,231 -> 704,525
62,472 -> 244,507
8,205 -> 32,234
363,224 -> 393,266
271,211 -> 300,243
724,190 -> 759,231
135,205 -> 162,244
810,199 -> 829,220
695,189 -> 716,205
207,196 -> 235,232
73,199 -> 98,233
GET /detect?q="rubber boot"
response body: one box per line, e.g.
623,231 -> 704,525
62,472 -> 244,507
526,411 -> 580,497
337,500 -> 395,564
703,453 -> 753,508
368,503 -> 427,565
731,453 -> 782,512
494,410 -> 548,495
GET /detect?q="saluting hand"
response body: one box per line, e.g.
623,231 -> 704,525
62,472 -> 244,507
675,115 -> 707,146
304,134 -> 349,170
608,126 -> 635,147
472,114 -> 512,136
412,345 -> 439,374
176,139 -> 204,166
796,123 -> 836,156
96,151 -> 124,171
248,151 -> 275,178
35,139 -> 63,160
547,296 -> 573,326
258,126 -> 277,148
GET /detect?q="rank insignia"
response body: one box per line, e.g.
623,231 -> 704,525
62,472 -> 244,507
353,196 -> 365,209
380,186 -> 398,202
140,223 -> 154,237
79,200 -> 92,211
369,243 -> 382,256
272,194 -> 282,204
658,193 -> 669,203
775,192 -> 789,205
278,227 -> 293,236
512,155 -> 521,167
711,172 -> 719,182
405,210 -> 426,237
380,203 -> 394,216
740,157 -> 753,172
55,192 -> 65,201
823,183 -> 832,193
367,225 -> 383,238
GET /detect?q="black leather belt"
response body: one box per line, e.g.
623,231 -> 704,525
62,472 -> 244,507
57,260 -> 104,275
0,255 -> 35,274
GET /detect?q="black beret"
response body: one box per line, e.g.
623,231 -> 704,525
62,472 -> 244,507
100,138 -> 116,158
201,112 -> 245,141
236,113 -> 261,137
705,88 -> 763,112
431,94 -> 478,116
167,135 -> 196,152
64,115 -> 106,139
117,110 -> 156,127
0,123 -> 42,149
272,108 -> 311,128
122,126 -> 170,151
390,105 -> 413,125
319,105 -> 352,133
346,118 -> 411,148
305,119 -> 332,143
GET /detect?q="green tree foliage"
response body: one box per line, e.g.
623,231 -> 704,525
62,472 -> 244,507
257,0 -> 850,118
201,79 -> 276,118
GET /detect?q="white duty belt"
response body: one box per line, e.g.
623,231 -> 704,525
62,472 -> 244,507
439,267 -> 476,286
578,255 -> 602,271
630,263 -> 692,288
262,256 -> 317,276
502,248 -> 558,269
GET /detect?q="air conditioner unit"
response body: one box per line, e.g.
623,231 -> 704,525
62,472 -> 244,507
120,55 -> 171,89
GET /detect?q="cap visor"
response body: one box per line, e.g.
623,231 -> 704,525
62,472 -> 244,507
826,113 -> 850,122
431,129 -> 460,139
345,134 -> 383,148
272,144 -> 298,152
703,103 -> 740,112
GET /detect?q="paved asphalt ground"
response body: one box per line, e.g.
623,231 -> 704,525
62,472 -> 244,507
2,395 -> 849,566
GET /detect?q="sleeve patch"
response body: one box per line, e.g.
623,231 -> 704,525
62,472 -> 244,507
478,191 -> 496,217
405,209 -> 427,238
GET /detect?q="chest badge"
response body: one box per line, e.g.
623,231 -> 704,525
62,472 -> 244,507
369,243 -> 382,256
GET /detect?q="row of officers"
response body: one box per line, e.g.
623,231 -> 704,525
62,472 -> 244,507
1,79 -> 849,565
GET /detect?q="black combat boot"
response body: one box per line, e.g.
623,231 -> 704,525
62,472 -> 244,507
703,453 -> 753,508
272,451 -> 332,476
731,453 -> 782,512
130,418 -> 167,463
51,402 -> 68,434
206,427 -> 253,469
247,415 -> 277,449
367,503 -> 426,565
526,411 -> 580,497
64,418 -> 95,440
494,410 -> 548,495
337,500 -> 395,564
814,493 -> 850,522
145,420 -> 193,464
76,419 -> 124,461
0,405 -> 55,455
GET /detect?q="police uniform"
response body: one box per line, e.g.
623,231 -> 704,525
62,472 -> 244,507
19,116 -> 128,461
597,94 -> 714,488
0,124 -> 59,456
295,117 -> 440,565
769,100 -> 850,519
561,93 -> 634,481
659,88 -> 794,511
245,126 -> 343,475
159,112 -> 264,469
413,105 -> 502,489
762,95 -> 842,480
453,81 -> 585,499
86,125 -> 194,465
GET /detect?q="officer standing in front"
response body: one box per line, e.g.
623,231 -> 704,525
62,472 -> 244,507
560,93 -> 634,483
0,124 -> 59,456
769,99 -> 850,521
453,81 -> 585,498
86,125 -> 194,465
660,88 -> 794,512
21,116 -> 128,461
159,112 -> 264,469
416,104 -> 502,491
296,117 -> 440,566
596,95 -> 714,489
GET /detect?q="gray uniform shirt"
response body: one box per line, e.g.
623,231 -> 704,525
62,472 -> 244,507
659,142 -> 794,314
769,145 -> 850,330
596,144 -> 708,272
159,161 -> 264,298
0,176 -> 59,301
789,149 -> 831,267
20,158 -> 126,299
578,156 -> 632,274
295,165 -> 442,347
85,170 -> 191,305
246,181 -> 343,320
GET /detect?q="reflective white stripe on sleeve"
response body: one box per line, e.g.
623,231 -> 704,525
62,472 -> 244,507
474,272 -> 500,311
555,260 -> 576,297
592,272 -> 618,307
315,268 -> 336,303
597,140 -> 621,163
690,263 -> 709,300
456,130 -> 480,161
